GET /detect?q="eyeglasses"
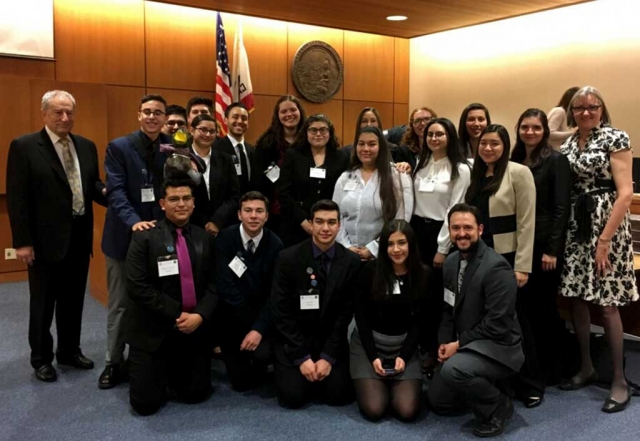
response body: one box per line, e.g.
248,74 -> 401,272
195,127 -> 217,136
426,131 -> 446,139
166,120 -> 186,127
140,109 -> 166,117
572,105 -> 602,114
412,117 -> 433,126
165,195 -> 194,205
308,127 -> 329,135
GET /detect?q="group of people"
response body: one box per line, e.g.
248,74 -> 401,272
6,85 -> 637,437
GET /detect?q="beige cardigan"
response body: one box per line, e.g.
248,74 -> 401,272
547,107 -> 575,150
489,162 -> 536,274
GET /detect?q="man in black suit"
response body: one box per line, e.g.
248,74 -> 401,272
271,199 -> 360,409
213,102 -> 254,194
124,178 -> 217,416
427,203 -> 524,438
6,90 -> 107,382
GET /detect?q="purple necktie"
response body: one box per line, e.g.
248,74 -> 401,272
175,228 -> 197,312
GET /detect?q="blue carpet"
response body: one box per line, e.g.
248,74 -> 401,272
1,281 -> 638,441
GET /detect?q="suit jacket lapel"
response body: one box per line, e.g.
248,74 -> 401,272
37,129 -> 68,186
321,246 -> 345,316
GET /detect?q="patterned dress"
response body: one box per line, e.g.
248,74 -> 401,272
560,124 -> 638,306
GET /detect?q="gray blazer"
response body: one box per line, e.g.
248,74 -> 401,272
440,240 -> 524,372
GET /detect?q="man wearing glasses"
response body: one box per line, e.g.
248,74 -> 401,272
162,105 -> 187,136
99,94 -> 172,390
124,178 -> 217,415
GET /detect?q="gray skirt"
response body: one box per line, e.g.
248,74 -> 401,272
349,327 -> 422,380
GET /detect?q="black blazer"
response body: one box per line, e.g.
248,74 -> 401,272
6,128 -> 106,261
190,146 -> 241,230
440,240 -> 524,372
212,136 -> 254,194
271,239 -> 360,366
251,138 -> 289,213
124,219 -> 218,352
278,146 -> 349,246
528,150 -> 571,256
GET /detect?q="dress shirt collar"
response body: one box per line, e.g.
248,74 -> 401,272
227,134 -> 245,148
312,241 -> 336,260
193,146 -> 212,162
45,125 -> 69,145
166,219 -> 192,235
239,224 -> 264,250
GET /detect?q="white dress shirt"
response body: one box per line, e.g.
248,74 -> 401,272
413,157 -> 471,254
45,125 -> 85,214
239,223 -> 263,252
194,147 -> 212,198
332,167 -> 413,257
228,135 -> 251,176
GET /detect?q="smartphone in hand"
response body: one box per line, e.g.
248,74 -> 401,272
381,358 -> 396,375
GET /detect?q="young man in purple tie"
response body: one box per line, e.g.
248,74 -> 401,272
123,177 -> 218,416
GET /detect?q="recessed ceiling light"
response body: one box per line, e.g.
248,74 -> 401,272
386,15 -> 408,21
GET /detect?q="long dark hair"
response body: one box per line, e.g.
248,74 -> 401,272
511,109 -> 551,168
292,114 -> 340,152
458,103 -> 491,158
372,220 -> 427,303
352,107 -> 384,147
401,106 -> 437,154
415,118 -> 468,182
466,124 -> 510,201
557,86 -> 580,111
351,126 -> 398,222
255,95 -> 306,150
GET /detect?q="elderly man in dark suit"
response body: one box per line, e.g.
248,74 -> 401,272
124,177 -> 217,416
6,90 -> 107,382
427,203 -> 524,438
271,199 -> 360,409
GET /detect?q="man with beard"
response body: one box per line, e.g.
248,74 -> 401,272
427,203 -> 524,438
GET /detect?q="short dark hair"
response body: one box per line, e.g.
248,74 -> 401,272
166,104 -> 187,120
239,191 -> 269,211
186,96 -> 214,115
190,113 -> 216,129
225,102 -> 248,118
140,94 -> 167,109
161,177 -> 194,198
309,199 -> 340,221
447,203 -> 482,225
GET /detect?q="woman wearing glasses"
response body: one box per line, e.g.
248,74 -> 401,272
400,107 -> 438,170
558,86 -> 637,413
279,114 -> 349,247
189,114 -> 241,235
458,103 -> 491,161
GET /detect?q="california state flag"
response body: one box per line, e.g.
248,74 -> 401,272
232,21 -> 255,112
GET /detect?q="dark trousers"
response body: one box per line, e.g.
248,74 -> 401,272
27,216 -> 90,369
275,357 -> 354,409
129,329 -> 212,416
427,351 -> 514,420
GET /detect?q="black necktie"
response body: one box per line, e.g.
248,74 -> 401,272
238,143 -> 249,191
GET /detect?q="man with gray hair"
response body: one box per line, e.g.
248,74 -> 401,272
6,90 -> 107,382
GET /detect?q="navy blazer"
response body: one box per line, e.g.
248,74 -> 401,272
7,128 -> 106,261
101,130 -> 171,261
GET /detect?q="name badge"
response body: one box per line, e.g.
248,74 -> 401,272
157,255 -> 179,277
265,165 -> 280,183
141,187 -> 155,203
419,179 -> 435,193
393,280 -> 401,295
444,288 -> 456,307
300,294 -> 320,310
228,256 -> 247,278
235,163 -> 242,176
310,168 -> 326,179
344,179 -> 358,191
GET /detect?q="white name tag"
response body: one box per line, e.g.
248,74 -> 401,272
344,179 -> 358,191
157,255 -> 179,277
141,187 -> 155,203
310,167 -> 326,179
393,280 -> 401,295
265,165 -> 280,183
300,294 -> 320,310
235,163 -> 242,175
228,256 -> 247,278
419,179 -> 435,193
444,288 -> 456,307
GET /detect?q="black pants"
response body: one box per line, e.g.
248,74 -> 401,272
427,351 -> 514,420
27,216 -> 90,369
129,329 -> 212,416
275,357 -> 354,409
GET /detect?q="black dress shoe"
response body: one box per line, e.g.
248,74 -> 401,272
98,364 -> 123,390
473,397 -> 513,438
35,364 -> 57,382
523,396 -> 543,409
58,353 -> 95,370
602,386 -> 632,413
559,370 -> 598,391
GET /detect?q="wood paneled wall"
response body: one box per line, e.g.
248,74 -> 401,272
0,0 -> 410,300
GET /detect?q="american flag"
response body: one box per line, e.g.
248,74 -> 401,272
215,12 -> 232,136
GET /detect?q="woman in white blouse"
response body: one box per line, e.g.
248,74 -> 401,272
411,118 -> 471,270
547,86 -> 579,149
333,126 -> 413,260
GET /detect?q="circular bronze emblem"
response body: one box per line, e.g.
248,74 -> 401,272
292,41 -> 343,103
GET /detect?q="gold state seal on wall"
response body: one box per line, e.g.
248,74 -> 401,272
292,41 -> 344,103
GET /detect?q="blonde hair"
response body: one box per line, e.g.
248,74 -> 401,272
567,86 -> 611,126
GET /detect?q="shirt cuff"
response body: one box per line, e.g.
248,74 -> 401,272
294,354 -> 312,366
320,352 -> 337,365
